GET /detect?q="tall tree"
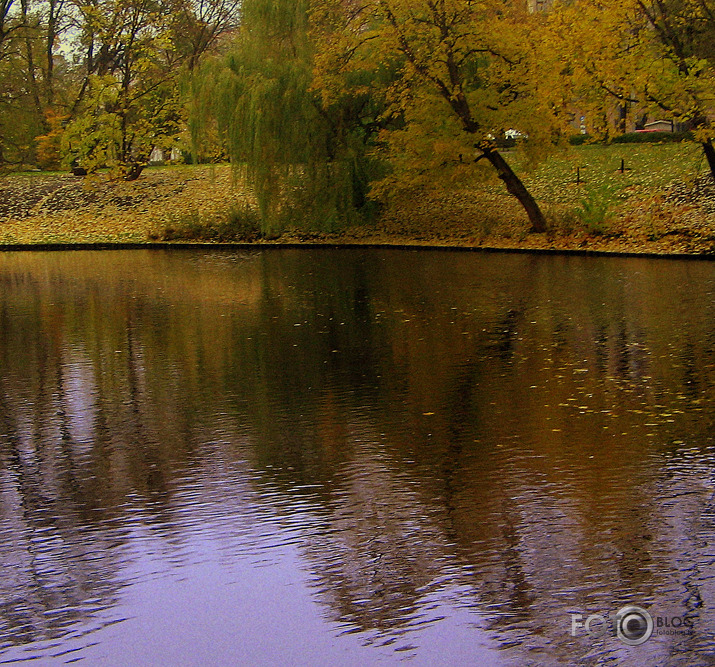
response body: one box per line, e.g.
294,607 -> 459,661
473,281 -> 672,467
62,0 -> 188,178
636,0 -> 715,176
0,0 -> 21,57
170,0 -> 240,71
538,0 -> 645,137
312,0 -> 554,233
192,0 -> 388,231
0,0 -> 236,173
0,0 -> 71,169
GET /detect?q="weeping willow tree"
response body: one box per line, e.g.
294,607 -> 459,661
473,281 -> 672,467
190,0 -> 385,233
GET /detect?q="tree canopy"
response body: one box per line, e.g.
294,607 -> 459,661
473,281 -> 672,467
0,0 -> 238,175
544,0 -> 715,176
311,0 -> 560,232
3,0 -> 715,231
190,0 -> 391,231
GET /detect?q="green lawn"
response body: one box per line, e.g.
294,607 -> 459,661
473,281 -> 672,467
520,141 -> 707,208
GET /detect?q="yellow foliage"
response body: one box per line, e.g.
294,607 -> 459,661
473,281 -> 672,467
312,0 -> 558,200
540,0 -> 715,140
35,109 -> 68,171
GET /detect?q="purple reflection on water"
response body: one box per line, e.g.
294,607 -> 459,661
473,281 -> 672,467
1,249 -> 715,666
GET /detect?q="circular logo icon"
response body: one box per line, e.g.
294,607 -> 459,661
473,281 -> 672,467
616,605 -> 653,645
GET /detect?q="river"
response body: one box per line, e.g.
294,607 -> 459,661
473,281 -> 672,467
0,248 -> 714,665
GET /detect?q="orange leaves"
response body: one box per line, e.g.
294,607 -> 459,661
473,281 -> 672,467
35,110 -> 69,171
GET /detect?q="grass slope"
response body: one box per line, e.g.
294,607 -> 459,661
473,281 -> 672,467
1,143 -> 714,253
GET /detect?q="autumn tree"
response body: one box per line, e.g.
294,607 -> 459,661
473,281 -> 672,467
537,0 -> 645,138
545,0 -> 715,178
58,0 -> 178,178
170,0 -> 240,71
0,0 -> 238,175
635,0 -> 715,176
312,0 -> 555,233
0,0 -> 72,169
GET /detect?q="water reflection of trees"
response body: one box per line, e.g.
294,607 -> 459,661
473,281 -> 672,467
0,250 -> 714,661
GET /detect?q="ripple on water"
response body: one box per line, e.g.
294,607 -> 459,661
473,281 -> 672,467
1,250 -> 715,665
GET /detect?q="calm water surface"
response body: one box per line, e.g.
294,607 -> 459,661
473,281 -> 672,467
1,248 -> 715,666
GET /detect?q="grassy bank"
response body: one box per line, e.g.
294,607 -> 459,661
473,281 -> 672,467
0,164 -> 255,244
1,142 -> 714,254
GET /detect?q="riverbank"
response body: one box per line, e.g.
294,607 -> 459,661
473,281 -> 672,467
2,147 -> 715,255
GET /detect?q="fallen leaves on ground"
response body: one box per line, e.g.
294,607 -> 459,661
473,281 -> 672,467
1,149 -> 715,255
0,165 -> 255,244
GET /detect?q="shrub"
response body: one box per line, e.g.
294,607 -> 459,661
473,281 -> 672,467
158,205 -> 262,242
611,131 -> 692,144
577,183 -> 616,235
569,131 -> 693,146
568,134 -> 592,146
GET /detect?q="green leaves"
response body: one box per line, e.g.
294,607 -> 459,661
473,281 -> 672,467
191,0 -> 387,233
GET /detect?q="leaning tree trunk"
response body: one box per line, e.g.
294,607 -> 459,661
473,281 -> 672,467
482,147 -> 547,233
702,139 -> 715,181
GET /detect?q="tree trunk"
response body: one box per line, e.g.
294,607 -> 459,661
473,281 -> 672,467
20,0 -> 45,130
45,0 -> 58,106
618,103 -> 628,134
123,163 -> 144,181
482,148 -> 547,233
702,140 -> 715,180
